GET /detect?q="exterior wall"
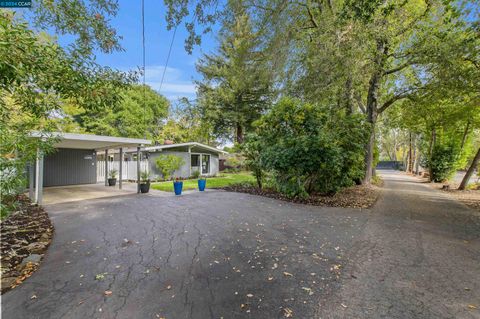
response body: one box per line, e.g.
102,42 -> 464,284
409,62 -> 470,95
148,150 -> 220,180
43,148 -> 97,187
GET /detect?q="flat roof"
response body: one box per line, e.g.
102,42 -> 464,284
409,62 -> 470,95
31,132 -> 151,150
145,142 -> 227,154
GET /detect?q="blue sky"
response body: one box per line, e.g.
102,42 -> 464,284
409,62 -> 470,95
93,0 -> 217,103
22,0 -> 219,103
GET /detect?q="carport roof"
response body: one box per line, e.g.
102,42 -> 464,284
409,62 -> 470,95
32,132 -> 151,150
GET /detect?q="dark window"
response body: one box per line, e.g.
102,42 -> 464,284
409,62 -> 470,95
191,154 -> 200,167
202,154 -> 210,174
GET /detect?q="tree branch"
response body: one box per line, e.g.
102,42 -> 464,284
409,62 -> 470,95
378,92 -> 411,114
383,59 -> 417,76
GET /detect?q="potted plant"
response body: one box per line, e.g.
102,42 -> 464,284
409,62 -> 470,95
198,176 -> 207,191
139,170 -> 150,193
155,155 -> 185,195
173,177 -> 183,195
108,169 -> 117,186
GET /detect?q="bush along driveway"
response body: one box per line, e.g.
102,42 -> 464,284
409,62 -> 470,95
2,171 -> 479,318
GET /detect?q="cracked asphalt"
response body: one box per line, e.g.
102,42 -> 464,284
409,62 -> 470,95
2,171 -> 479,319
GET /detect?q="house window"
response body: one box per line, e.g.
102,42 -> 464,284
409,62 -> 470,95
191,154 -> 200,167
202,154 -> 210,174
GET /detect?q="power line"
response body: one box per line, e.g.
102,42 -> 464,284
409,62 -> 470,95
159,25 -> 177,93
142,0 -> 146,139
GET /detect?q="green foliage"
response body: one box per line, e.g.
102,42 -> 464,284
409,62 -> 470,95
140,170 -> 150,183
224,155 -> 245,174
191,170 -> 201,179
108,169 -> 117,179
62,85 -> 169,139
427,143 -> 460,182
249,97 -> 369,197
151,172 -> 254,192
157,99 -> 215,144
196,8 -> 273,143
32,0 -> 123,56
155,155 -> 185,181
242,136 -> 264,188
0,10 -> 133,214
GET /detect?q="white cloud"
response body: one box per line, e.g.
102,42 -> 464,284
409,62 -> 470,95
121,65 -> 197,100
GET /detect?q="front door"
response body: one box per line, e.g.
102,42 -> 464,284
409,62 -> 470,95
201,154 -> 210,174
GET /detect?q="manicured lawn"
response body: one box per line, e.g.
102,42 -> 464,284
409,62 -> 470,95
151,172 -> 254,192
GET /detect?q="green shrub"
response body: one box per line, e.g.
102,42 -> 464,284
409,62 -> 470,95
191,169 -> 201,179
247,97 -> 369,197
155,155 -> 185,180
242,136 -> 264,188
427,143 -> 460,182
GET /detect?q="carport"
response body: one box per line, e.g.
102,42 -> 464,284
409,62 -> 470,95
29,132 -> 151,204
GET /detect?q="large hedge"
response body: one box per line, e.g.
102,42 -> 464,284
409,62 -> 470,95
427,143 -> 460,182
245,97 -> 369,197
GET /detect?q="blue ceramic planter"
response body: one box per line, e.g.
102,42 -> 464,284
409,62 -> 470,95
198,179 -> 206,191
173,181 -> 183,195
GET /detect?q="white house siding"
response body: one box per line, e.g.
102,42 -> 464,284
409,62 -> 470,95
148,150 -> 219,180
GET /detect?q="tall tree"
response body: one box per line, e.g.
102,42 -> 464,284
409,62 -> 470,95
0,11 -> 133,212
195,6 -> 273,144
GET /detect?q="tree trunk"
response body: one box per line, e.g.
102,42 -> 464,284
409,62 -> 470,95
429,127 -> 436,157
362,39 -> 385,184
458,147 -> 480,190
408,132 -> 413,173
363,110 -> 377,184
460,121 -> 470,150
235,123 -> 244,144
428,127 -> 436,181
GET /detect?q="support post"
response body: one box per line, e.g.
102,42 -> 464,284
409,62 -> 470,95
34,148 -> 44,205
104,149 -> 108,186
137,147 -> 141,193
119,148 -> 123,190
29,162 -> 34,200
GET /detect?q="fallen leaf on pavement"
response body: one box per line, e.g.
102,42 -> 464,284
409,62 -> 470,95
283,307 -> 293,317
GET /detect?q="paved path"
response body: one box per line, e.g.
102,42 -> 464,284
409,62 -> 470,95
319,171 -> 480,318
2,171 -> 479,318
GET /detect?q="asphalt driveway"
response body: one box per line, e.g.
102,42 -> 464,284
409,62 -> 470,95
2,171 -> 479,319
1,188 -> 368,318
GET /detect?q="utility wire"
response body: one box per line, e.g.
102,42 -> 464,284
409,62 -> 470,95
142,0 -> 146,139
159,25 -> 177,93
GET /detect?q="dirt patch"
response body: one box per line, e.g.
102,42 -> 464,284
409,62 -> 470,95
0,195 -> 54,294
222,184 -> 380,209
430,183 -> 480,213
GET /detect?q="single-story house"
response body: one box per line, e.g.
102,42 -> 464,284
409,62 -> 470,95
144,142 -> 227,179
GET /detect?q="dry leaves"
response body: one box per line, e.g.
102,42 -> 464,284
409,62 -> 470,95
283,307 -> 293,317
